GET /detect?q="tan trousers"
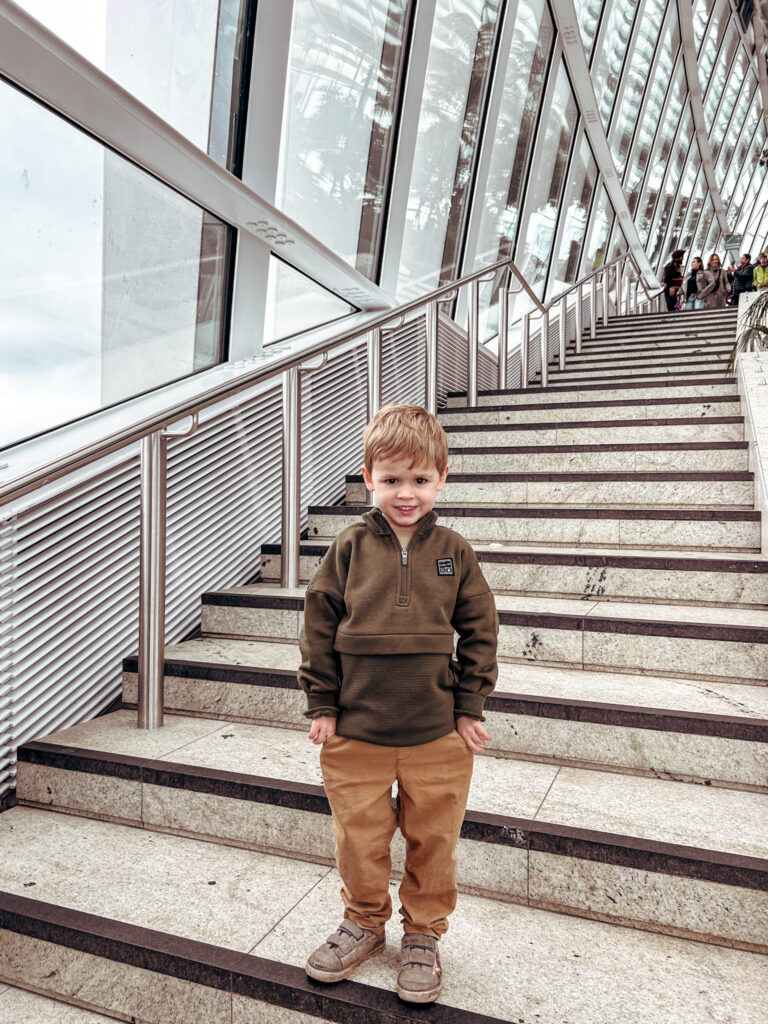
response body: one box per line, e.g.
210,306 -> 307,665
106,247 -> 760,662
319,730 -> 474,938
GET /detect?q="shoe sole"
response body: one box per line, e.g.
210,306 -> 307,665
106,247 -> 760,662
305,937 -> 386,983
397,982 -> 442,1003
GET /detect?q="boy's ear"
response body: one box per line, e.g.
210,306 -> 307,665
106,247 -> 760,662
361,464 -> 374,492
436,465 -> 449,491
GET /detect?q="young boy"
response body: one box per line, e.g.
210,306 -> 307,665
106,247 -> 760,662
298,403 -> 498,1004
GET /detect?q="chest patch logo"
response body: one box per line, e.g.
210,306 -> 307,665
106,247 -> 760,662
436,558 -> 454,576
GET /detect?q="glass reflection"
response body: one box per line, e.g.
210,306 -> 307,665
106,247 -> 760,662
674,163 -> 705,254
580,184 -> 614,275
711,68 -> 755,164
550,133 -> 598,291
573,0 -> 603,61
692,196 -> 715,258
514,61 -> 578,296
591,0 -> 639,128
647,108 -> 694,267
702,24 -> 739,133
698,3 -> 729,90
635,63 -> 686,245
264,259 -> 355,344
15,0 -> 250,170
721,101 -> 760,195
277,0 -> 410,277
397,0 -> 500,298
473,0 -> 553,268
0,81 -> 229,449
692,0 -> 716,50
608,0 -> 665,175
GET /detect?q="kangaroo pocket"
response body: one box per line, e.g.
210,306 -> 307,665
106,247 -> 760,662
336,652 -> 456,746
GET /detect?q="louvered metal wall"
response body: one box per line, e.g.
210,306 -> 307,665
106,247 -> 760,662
0,314 -> 486,797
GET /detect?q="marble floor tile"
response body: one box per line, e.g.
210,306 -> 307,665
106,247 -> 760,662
0,986 -> 119,1023
41,709 -> 224,757
0,807 -> 328,952
536,766 -> 768,857
164,637 -> 303,669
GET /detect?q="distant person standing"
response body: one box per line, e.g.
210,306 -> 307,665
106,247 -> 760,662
663,249 -> 685,311
727,253 -> 755,305
683,256 -> 707,310
699,253 -> 728,310
754,252 -> 768,291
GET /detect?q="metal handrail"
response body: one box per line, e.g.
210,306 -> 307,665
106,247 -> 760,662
0,248 -> 661,729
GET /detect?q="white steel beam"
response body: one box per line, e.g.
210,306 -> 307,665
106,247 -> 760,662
0,0 -> 390,314
550,0 -> 661,288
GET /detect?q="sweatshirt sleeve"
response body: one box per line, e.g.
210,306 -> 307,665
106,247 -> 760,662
297,536 -> 349,718
450,542 -> 498,720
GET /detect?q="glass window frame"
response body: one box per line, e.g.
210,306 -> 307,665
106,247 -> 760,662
545,124 -> 599,296
655,126 -> 701,270
589,0 -> 641,129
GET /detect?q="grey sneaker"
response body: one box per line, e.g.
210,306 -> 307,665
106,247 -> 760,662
397,933 -> 442,1003
305,919 -> 385,983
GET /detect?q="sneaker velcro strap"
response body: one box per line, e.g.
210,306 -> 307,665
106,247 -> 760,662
403,949 -> 436,967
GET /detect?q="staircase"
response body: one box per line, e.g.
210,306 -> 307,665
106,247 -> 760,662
2,307 -> 767,1023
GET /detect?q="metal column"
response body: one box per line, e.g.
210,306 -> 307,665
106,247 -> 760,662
367,327 -> 382,421
468,279 -> 480,407
425,304 -> 438,415
281,367 -> 301,590
498,277 -> 509,391
138,431 -> 167,729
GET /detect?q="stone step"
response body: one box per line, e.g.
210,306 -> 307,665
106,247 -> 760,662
344,471 -> 754,508
578,337 -> 733,356
259,540 -> 767,607
308,504 -> 761,551
0,808 -> 764,1023
443,378 -> 738,408
443,416 -> 743,447
557,350 -> 730,374
448,392 -> 740,426
119,640 -> 768,788
199,587 -> 768,685
539,363 -> 729,387
14,715 -> 768,952
449,440 -> 748,473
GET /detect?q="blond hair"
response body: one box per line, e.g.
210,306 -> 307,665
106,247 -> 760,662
363,404 -> 449,473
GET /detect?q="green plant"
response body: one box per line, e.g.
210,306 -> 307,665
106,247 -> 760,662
727,292 -> 768,373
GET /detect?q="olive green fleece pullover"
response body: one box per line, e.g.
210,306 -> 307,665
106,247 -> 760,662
298,509 -> 498,746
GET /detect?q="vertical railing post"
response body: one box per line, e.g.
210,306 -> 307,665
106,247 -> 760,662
521,312 -> 530,389
367,327 -> 382,422
559,294 -> 567,370
468,278 -> 480,407
425,303 -> 438,415
590,275 -> 597,338
540,311 -> 549,388
138,430 -> 167,729
615,262 -> 623,317
498,274 -> 509,391
602,267 -> 610,327
575,284 -> 583,354
281,366 -> 301,590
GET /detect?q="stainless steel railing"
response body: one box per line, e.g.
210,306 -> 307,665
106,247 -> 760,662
0,251 -> 661,729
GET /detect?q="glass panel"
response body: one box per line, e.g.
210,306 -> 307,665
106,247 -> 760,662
514,61 -> 578,297
676,164 -> 706,254
692,197 -> 715,258
698,4 -> 729,89
1,81 -> 229,449
712,70 -> 755,164
608,223 -> 629,261
276,0 -> 410,276
591,0 -> 639,128
647,108 -> 694,267
264,259 -> 355,344
550,133 -> 598,292
580,183 -> 614,275
634,63 -> 686,245
16,0 -> 250,169
720,98 -> 760,192
473,0 -> 553,268
397,0 -> 498,299
693,0 -> 716,50
744,172 -> 768,243
623,8 -> 680,213
573,0 -> 603,60
702,24 -> 739,132
607,0 -> 666,175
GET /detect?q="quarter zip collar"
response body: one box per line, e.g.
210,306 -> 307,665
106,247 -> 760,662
362,508 -> 438,541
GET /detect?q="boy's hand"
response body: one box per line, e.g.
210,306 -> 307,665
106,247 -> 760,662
456,716 -> 489,753
308,715 -> 337,744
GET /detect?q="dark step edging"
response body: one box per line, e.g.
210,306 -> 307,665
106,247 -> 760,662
199,592 -> 768,644
537,369 -> 732,387
17,743 -> 768,889
309,504 -> 760,521
443,416 -> 743,434
450,441 -> 748,454
345,471 -> 753,483
561,353 -> 729,370
577,340 -> 733,356
261,542 -> 767,575
445,378 -> 738,400
119,659 -> 768,744
0,892 -> 497,1024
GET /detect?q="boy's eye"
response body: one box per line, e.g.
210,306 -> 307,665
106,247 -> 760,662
383,478 -> 397,485
415,478 -> 428,485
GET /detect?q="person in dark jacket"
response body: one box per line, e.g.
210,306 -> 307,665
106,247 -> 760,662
663,249 -> 685,311
727,253 -> 755,305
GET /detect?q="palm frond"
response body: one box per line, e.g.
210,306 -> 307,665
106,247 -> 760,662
726,323 -> 768,374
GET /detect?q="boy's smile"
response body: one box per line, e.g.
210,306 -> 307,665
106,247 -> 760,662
361,456 -> 449,540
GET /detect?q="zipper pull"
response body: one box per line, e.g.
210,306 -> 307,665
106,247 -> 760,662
401,549 -> 408,566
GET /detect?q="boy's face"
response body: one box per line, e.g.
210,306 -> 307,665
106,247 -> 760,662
361,456 -> 449,537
